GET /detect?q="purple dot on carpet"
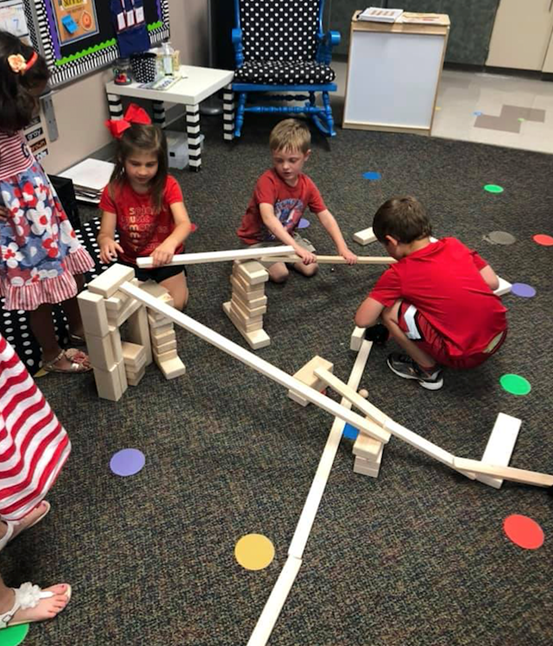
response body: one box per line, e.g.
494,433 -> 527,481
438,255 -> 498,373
297,218 -> 310,229
110,448 -> 145,476
511,283 -> 536,298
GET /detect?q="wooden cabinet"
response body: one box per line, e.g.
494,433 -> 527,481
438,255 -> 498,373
487,0 -> 553,70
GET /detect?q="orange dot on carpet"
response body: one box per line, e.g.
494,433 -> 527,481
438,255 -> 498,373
503,514 -> 544,549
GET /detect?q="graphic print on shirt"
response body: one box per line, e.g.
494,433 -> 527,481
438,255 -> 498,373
263,197 -> 305,241
124,204 -> 171,252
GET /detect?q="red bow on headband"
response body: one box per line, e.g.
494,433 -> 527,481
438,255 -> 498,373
105,103 -> 152,139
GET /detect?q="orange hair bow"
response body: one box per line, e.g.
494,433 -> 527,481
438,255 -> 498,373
105,103 -> 152,139
7,52 -> 38,74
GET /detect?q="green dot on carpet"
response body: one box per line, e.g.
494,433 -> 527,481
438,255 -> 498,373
484,184 -> 504,193
0,623 -> 30,646
500,374 -> 531,396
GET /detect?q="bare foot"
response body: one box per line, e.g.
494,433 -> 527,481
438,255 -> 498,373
0,501 -> 49,544
0,584 -> 70,625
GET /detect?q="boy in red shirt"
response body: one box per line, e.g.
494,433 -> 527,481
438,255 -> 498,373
237,119 -> 357,282
355,196 -> 508,390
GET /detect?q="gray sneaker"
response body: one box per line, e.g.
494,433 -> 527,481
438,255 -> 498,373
386,353 -> 443,390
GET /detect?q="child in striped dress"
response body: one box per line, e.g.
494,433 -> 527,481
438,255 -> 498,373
0,333 -> 71,629
0,31 -> 94,373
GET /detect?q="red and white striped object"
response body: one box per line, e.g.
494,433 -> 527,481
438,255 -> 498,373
0,334 -> 70,521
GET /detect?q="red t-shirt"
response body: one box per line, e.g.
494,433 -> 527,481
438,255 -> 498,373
369,238 -> 507,357
99,176 -> 183,264
237,169 -> 327,244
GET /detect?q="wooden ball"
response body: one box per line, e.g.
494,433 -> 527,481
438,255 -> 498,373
358,388 -> 369,398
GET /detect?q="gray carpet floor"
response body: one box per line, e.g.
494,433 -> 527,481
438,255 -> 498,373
1,111 -> 552,646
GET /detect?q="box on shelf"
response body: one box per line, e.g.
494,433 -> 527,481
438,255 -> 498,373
165,131 -> 205,170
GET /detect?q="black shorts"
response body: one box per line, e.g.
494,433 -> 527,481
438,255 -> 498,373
119,260 -> 187,283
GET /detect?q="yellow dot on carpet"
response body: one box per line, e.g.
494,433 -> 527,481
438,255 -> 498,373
234,533 -> 275,570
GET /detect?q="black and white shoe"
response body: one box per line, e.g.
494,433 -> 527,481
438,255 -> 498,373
386,353 -> 443,390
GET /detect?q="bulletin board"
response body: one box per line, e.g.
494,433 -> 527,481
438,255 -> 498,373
22,0 -> 170,87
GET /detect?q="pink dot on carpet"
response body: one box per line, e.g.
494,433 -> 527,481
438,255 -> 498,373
503,514 -> 544,549
533,234 -> 553,246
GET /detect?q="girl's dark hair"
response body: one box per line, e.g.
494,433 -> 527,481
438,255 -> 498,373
0,30 -> 50,132
373,196 -> 432,244
109,123 -> 168,213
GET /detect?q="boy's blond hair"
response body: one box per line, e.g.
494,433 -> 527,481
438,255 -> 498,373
269,119 -> 311,154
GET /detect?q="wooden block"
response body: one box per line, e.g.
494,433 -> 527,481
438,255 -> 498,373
126,365 -> 146,386
350,326 -> 365,352
154,347 -> 178,362
150,329 -> 176,347
453,458 -> 553,488
231,292 -> 267,317
78,291 -> 110,337
158,356 -> 186,380
234,260 -> 269,285
288,390 -> 309,407
110,329 -> 124,363
93,363 -> 124,401
294,356 -> 334,389
230,303 -> 263,331
476,413 -> 521,489
353,455 -> 381,478
139,281 -> 169,299
122,341 -> 146,365
127,306 -> 152,365
353,429 -> 384,461
223,301 -> 271,350
152,338 -> 177,355
353,227 -> 376,245
147,312 -> 172,329
150,322 -> 174,338
495,276 -> 512,297
104,290 -> 131,313
230,276 -> 268,304
230,273 -> 265,295
116,358 -> 128,392
87,264 -> 135,299
111,296 -> 141,328
86,333 -> 116,371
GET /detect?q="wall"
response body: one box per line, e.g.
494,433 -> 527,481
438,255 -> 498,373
41,0 -> 208,174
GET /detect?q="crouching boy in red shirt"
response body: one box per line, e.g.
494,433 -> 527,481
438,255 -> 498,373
355,196 -> 508,390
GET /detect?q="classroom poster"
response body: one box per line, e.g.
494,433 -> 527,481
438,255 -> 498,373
50,0 -> 99,45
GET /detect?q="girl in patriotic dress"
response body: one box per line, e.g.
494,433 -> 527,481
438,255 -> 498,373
0,333 -> 71,629
0,31 -> 94,373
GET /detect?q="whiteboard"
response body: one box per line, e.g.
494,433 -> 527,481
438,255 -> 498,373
0,0 -> 28,39
344,30 -> 446,129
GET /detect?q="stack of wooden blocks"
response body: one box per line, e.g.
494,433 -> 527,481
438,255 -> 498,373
140,281 -> 186,380
121,341 -> 147,386
352,420 -> 385,478
223,260 -> 270,350
287,355 -> 333,406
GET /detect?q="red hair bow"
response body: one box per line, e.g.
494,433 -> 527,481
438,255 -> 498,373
105,103 -> 152,139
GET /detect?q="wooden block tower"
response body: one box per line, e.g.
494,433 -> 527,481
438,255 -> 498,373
223,260 -> 270,350
287,356 -> 334,407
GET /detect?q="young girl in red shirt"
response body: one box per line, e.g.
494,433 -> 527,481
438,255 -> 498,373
98,104 -> 192,310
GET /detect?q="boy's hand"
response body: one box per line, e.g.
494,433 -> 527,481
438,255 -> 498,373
341,249 -> 358,265
296,247 -> 317,265
99,239 -> 123,264
151,241 -> 176,267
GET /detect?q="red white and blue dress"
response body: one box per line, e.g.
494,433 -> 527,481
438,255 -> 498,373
0,130 -> 94,311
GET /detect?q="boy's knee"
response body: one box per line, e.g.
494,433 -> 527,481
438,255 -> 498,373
296,262 -> 318,277
269,264 -> 289,283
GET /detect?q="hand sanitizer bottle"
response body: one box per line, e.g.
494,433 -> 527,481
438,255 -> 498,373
161,41 -> 174,76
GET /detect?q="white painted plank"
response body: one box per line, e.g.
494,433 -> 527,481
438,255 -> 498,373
246,556 -> 302,646
259,254 -> 395,265
453,458 -> 553,488
136,245 -> 294,268
477,413 -> 521,488
119,283 -> 384,441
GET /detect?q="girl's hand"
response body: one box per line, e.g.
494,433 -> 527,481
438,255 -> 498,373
99,239 -> 123,264
341,249 -> 358,265
151,241 -> 176,267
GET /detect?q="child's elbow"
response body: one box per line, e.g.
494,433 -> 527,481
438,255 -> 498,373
489,277 -> 499,291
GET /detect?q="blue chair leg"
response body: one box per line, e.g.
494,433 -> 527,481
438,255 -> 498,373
322,91 -> 336,136
235,92 -> 247,138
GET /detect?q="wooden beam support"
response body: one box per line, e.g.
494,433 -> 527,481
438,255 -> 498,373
259,254 -> 396,265
453,458 -> 553,488
119,282 -> 384,440
136,245 -> 294,268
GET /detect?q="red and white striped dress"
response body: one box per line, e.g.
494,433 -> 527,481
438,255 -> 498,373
0,334 -> 70,521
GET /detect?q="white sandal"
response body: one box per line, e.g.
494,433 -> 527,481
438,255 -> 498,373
0,501 -> 51,552
0,582 -> 71,629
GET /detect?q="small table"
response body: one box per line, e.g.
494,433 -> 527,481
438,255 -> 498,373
105,65 -> 234,171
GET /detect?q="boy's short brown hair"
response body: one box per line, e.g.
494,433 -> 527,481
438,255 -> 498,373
269,118 -> 311,154
373,196 -> 432,244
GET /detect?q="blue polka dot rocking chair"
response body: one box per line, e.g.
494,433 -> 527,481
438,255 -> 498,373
223,0 -> 340,139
